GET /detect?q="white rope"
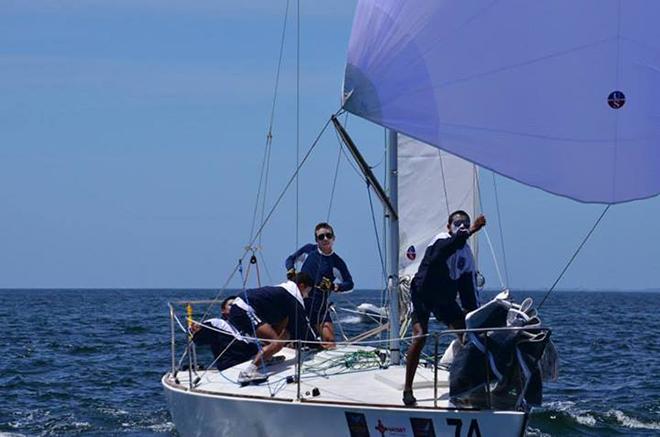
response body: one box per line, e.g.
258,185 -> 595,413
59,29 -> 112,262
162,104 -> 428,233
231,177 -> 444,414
482,228 -> 507,290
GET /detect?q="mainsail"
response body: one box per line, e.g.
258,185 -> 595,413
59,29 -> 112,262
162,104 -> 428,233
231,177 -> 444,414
344,0 -> 660,204
398,134 -> 478,280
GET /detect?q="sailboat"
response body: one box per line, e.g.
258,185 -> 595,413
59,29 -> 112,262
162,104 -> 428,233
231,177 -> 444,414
163,1 -> 660,436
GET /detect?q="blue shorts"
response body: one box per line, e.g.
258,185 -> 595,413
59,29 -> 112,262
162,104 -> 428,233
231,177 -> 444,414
411,292 -> 464,333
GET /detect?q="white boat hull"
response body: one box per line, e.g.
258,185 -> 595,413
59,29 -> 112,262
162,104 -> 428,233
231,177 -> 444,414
163,374 -> 527,437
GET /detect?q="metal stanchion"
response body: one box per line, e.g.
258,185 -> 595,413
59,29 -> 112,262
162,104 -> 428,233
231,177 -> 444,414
296,340 -> 302,401
169,304 -> 176,378
484,335 -> 492,409
187,340 -> 193,390
433,334 -> 439,408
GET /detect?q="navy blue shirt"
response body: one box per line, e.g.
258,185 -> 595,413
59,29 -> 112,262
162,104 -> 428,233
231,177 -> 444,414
238,284 -> 311,341
285,244 -> 354,292
412,231 -> 478,311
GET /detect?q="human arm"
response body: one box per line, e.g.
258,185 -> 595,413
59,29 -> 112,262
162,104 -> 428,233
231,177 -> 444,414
469,214 -> 486,236
425,232 -> 472,266
285,244 -> 315,270
331,256 -> 354,292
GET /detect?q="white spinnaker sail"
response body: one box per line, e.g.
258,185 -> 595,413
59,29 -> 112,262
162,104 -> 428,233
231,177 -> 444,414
398,134 -> 478,279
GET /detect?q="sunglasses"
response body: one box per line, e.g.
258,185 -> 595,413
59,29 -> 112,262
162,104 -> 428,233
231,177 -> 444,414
316,232 -> 334,241
451,219 -> 471,229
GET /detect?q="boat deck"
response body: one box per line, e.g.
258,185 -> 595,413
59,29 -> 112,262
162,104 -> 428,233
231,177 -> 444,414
172,345 -> 456,409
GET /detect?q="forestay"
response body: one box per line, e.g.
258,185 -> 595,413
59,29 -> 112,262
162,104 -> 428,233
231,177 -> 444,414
398,135 -> 478,279
343,0 -> 660,204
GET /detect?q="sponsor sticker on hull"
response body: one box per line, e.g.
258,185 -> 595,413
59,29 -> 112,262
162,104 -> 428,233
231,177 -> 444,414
410,418 -> 436,437
345,412 -> 370,437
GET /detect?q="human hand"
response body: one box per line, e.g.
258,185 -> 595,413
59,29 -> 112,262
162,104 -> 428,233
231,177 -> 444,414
470,215 -> 486,234
319,277 -> 333,292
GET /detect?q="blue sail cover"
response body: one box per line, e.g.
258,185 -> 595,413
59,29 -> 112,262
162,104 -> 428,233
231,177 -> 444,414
343,0 -> 660,204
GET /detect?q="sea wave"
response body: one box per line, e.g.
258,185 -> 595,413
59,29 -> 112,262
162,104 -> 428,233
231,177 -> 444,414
605,410 -> 660,430
532,400 -> 660,435
337,315 -> 363,324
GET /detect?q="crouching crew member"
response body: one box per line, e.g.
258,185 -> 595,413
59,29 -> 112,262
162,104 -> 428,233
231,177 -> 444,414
229,272 -> 315,383
191,316 -> 258,371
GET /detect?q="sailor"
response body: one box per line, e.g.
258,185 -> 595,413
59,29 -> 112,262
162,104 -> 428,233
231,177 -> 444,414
191,316 -> 258,371
229,272 -> 315,383
221,295 -> 237,319
403,210 -> 486,406
285,222 -> 354,348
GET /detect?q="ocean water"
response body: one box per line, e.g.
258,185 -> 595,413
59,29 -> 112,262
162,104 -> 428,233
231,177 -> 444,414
1,289 -> 658,436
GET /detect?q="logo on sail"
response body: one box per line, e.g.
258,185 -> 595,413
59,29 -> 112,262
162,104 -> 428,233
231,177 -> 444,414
406,245 -> 416,261
608,90 -> 626,109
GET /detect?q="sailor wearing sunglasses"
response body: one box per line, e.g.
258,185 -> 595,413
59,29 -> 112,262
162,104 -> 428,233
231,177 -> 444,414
285,222 -> 354,348
403,210 -> 487,406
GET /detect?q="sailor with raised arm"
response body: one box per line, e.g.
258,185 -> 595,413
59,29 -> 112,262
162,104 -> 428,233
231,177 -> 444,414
285,222 -> 354,348
403,210 -> 486,406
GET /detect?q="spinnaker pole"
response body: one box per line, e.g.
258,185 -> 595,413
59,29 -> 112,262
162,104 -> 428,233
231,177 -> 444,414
386,129 -> 400,365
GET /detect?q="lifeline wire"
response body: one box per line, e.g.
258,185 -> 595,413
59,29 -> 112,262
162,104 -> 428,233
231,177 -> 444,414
538,204 -> 611,308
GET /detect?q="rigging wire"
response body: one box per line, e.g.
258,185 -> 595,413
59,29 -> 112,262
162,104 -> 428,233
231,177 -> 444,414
326,113 -> 348,221
366,181 -> 387,281
295,0 -> 301,251
538,204 -> 612,308
326,143 -> 342,221
475,171 -> 507,289
237,261 -> 275,397
248,0 -> 290,245
201,116 -> 336,321
259,142 -> 273,249
266,0 -> 290,139
482,228 -> 506,289
491,172 -> 510,286
437,150 -> 452,215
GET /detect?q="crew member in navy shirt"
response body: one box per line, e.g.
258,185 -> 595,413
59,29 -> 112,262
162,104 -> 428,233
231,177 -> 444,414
228,272 -> 315,383
285,222 -> 354,348
403,210 -> 486,406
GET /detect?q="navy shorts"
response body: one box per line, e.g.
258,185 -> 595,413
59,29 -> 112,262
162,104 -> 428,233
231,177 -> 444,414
212,333 -> 258,371
411,292 -> 464,333
192,322 -> 258,371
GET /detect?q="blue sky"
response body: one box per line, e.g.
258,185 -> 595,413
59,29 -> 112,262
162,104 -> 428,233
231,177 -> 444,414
1,1 -> 658,291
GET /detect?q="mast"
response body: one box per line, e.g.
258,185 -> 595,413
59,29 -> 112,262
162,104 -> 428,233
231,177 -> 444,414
386,129 -> 400,365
